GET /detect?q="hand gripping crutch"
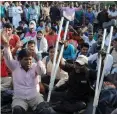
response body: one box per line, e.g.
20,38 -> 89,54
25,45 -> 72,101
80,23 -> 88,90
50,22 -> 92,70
47,11 -> 75,102
92,26 -> 114,114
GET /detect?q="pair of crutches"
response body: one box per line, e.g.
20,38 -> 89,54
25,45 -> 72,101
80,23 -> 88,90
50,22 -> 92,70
92,23 -> 115,114
47,11 -> 75,102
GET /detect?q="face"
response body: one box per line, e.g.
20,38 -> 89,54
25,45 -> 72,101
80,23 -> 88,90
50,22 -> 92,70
29,27 -> 34,32
49,48 -> 55,61
15,2 -> 18,6
89,35 -> 93,40
20,56 -> 33,71
28,43 -> 35,53
70,2 -> 74,8
2,17 -> 6,23
40,22 -> 44,27
45,26 -> 50,32
37,32 -> 43,40
6,28 -> 13,36
81,47 -> 89,55
113,40 -> 117,50
64,41 -> 68,47
88,7 -> 92,12
32,2 -> 35,7
74,62 -> 85,73
112,6 -> 116,11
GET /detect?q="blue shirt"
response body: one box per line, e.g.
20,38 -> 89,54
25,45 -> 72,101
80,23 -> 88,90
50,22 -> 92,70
63,44 -> 76,60
36,26 -> 45,32
0,5 -> 5,18
85,12 -> 95,24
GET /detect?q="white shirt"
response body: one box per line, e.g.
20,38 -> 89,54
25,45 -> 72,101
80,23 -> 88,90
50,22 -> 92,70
82,34 -> 96,47
88,53 -> 113,76
108,10 -> 117,17
36,37 -> 48,53
3,46 -> 46,100
61,7 -> 81,20
42,56 -> 68,87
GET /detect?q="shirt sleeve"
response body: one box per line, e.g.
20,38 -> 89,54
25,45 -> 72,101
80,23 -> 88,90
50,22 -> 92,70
105,54 -> 113,76
3,46 -> 18,71
88,53 -> 98,63
55,70 -> 68,87
60,61 -> 74,73
36,60 -> 46,76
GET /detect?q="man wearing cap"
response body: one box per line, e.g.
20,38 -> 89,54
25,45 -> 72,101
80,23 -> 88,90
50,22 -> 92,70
22,21 -> 37,44
52,55 -> 96,113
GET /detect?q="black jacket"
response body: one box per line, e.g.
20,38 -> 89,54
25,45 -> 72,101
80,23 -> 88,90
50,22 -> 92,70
61,62 -> 97,101
104,73 -> 117,88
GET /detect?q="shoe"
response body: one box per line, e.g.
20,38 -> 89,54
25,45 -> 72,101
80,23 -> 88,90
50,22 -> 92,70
35,102 -> 57,114
53,101 -> 86,113
76,101 -> 86,111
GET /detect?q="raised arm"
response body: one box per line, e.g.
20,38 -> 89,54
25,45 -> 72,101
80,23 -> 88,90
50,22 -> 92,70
36,60 -> 46,76
60,59 -> 74,73
2,32 -> 18,71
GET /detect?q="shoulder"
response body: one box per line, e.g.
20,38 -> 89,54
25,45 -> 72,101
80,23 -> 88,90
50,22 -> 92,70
68,44 -> 75,49
42,37 -> 47,41
12,34 -> 20,40
108,54 -> 113,60
42,56 -> 49,63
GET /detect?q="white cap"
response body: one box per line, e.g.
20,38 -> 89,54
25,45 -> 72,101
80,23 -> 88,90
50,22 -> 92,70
29,20 -> 36,30
75,55 -> 88,65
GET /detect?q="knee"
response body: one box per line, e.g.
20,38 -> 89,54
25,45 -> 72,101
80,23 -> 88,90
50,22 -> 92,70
12,106 -> 25,114
35,102 -> 57,114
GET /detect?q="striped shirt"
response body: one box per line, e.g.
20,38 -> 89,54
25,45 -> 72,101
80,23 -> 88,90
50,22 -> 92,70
8,6 -> 13,17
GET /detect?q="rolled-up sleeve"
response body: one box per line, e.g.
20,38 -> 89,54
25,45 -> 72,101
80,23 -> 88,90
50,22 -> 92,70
36,60 -> 46,76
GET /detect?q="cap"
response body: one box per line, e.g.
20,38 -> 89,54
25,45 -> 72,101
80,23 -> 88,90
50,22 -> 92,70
75,55 -> 88,65
29,20 -> 36,29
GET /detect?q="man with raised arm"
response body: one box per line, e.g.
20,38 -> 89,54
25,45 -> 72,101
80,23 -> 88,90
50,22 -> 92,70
1,31 -> 57,114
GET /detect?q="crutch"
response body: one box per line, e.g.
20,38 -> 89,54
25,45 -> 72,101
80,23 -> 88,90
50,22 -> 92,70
47,11 -> 75,102
92,26 -> 114,114
47,17 -> 64,102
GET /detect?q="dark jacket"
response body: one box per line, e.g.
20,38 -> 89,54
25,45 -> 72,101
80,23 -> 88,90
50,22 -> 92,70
60,62 -> 97,101
104,73 -> 117,88
97,11 -> 110,28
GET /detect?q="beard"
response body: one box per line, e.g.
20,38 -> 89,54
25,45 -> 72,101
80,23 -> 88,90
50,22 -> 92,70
37,37 -> 41,40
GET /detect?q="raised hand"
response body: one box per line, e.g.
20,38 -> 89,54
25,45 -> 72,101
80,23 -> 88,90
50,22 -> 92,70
1,30 -> 10,46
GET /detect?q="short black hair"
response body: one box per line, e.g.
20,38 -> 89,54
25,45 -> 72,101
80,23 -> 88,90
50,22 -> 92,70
18,48 -> 32,60
37,30 -> 43,34
81,43 -> 89,49
27,40 -> 35,45
51,26 -> 57,32
4,23 -> 13,29
48,45 -> 55,52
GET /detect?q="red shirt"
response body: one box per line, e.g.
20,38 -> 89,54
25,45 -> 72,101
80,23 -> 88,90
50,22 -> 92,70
46,34 -> 59,47
9,34 -> 20,49
1,59 -> 9,77
9,34 -> 20,55
1,34 -> 20,55
60,30 -> 73,40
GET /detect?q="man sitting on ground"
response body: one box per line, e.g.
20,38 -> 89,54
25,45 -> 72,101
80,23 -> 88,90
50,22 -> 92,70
2,31 -> 57,114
